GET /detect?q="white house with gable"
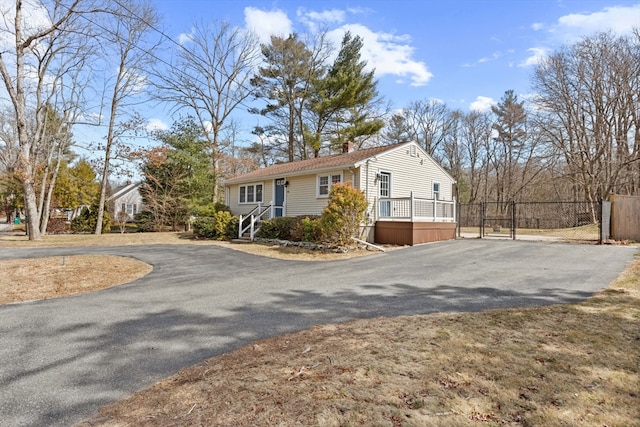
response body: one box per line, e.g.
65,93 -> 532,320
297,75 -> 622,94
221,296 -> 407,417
224,141 -> 457,245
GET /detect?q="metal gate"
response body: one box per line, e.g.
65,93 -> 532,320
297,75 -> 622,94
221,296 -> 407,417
458,201 -> 603,243
481,201 -> 515,239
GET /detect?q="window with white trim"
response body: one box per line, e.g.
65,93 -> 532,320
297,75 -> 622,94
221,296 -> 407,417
433,181 -> 441,200
378,171 -> 391,198
239,183 -> 263,204
317,173 -> 342,197
122,203 -> 137,216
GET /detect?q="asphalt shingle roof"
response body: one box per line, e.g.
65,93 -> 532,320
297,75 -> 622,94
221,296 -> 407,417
225,142 -> 409,184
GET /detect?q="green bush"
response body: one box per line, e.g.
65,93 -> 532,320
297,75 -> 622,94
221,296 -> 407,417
135,211 -> 156,232
70,205 -> 111,233
255,216 -> 298,240
192,217 -> 217,239
193,211 -> 236,240
191,202 -> 231,217
290,216 -> 323,242
320,182 -> 368,247
225,215 -> 239,239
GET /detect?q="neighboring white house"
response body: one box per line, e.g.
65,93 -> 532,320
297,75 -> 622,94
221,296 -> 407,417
224,141 -> 457,245
108,182 -> 143,222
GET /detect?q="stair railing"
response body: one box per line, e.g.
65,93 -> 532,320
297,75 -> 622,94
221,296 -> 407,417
238,204 -> 272,240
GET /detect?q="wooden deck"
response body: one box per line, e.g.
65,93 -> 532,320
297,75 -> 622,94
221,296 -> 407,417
375,221 -> 457,246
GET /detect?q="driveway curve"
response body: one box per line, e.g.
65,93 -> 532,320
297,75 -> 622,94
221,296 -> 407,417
0,239 -> 636,427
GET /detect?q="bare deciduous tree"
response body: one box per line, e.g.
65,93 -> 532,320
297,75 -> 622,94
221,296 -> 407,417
93,0 -> 161,234
153,20 -> 259,201
0,0 -> 98,239
459,110 -> 492,203
532,31 -> 640,203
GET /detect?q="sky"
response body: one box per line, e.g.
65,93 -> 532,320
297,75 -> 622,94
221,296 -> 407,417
2,0 -> 639,166
149,0 -> 639,123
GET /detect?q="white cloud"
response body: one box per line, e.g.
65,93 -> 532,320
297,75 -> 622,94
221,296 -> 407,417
178,31 -> 193,45
243,7 -> 432,87
330,23 -> 433,87
146,118 -> 168,132
552,4 -> 640,42
531,22 -> 544,31
478,51 -> 502,64
469,96 -> 496,112
299,8 -> 345,24
518,47 -> 549,67
297,8 -> 346,34
244,7 -> 292,44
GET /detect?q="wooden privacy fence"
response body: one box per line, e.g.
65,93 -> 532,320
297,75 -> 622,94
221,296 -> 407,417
610,194 -> 640,242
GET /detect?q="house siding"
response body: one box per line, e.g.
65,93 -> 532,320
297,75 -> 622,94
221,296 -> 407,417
360,143 -> 454,221
285,169 -> 353,216
227,170 -> 353,217
109,184 -> 144,221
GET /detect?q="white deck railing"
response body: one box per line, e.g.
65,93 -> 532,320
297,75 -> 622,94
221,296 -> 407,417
378,193 -> 456,222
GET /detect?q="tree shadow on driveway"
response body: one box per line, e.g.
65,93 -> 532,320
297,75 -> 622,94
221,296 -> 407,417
1,280 -> 593,427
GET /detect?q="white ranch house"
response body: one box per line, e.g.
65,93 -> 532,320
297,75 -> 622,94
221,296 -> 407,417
224,141 -> 457,245
108,181 -> 143,222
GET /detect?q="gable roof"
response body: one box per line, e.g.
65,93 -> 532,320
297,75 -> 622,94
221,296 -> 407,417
225,142 -> 413,185
108,182 -> 141,201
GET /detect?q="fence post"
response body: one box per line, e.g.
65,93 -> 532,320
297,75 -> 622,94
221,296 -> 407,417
599,198 -> 611,244
480,202 -> 484,238
410,191 -> 415,222
511,200 -> 516,240
456,201 -> 460,237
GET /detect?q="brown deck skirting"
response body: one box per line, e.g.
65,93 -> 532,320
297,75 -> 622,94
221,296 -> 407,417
375,221 -> 457,245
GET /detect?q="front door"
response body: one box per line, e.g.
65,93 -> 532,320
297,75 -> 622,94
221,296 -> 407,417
274,178 -> 286,217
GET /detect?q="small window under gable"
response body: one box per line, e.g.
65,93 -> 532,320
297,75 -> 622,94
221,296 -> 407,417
318,173 -> 342,197
433,181 -> 441,200
409,144 -> 417,157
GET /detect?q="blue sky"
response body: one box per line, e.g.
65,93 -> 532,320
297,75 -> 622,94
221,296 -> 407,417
3,0 -> 637,165
150,0 -> 639,121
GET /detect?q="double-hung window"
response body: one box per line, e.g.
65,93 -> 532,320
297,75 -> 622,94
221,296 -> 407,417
121,203 -> 137,216
433,182 -> 440,200
239,183 -> 263,204
318,173 -> 342,197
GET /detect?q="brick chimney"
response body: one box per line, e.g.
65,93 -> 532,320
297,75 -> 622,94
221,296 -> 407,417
342,140 -> 354,153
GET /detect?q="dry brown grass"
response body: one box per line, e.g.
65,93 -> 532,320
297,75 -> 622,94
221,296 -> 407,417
0,231 -> 212,247
0,255 -> 152,304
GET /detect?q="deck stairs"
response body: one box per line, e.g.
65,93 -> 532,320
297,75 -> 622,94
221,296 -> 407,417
238,205 -> 272,241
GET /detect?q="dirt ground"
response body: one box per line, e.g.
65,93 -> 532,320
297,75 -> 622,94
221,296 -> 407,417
1,232 -> 638,426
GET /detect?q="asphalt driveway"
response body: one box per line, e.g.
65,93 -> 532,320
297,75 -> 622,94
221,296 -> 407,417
0,239 -> 636,427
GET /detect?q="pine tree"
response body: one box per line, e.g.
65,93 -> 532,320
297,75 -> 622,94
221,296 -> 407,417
251,34 -> 323,162
309,32 -> 383,155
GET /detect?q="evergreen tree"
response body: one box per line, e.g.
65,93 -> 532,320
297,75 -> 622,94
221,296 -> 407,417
308,32 -> 383,155
250,34 -> 323,162
139,118 -> 214,230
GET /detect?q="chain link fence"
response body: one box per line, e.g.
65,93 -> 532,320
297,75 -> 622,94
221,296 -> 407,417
458,201 -> 601,242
